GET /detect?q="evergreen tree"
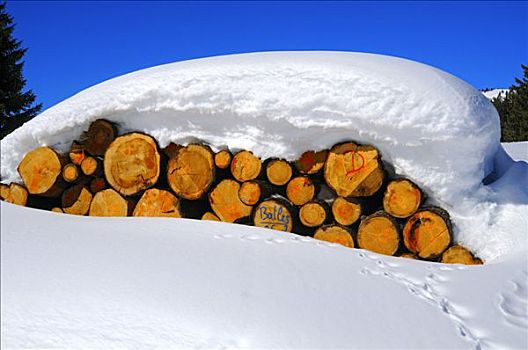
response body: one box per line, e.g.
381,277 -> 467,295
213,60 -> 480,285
0,2 -> 41,140
492,65 -> 528,142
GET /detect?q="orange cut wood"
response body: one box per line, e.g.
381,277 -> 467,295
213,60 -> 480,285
238,181 -> 262,206
89,188 -> 130,217
314,225 -> 354,248
266,159 -> 293,186
0,183 -> 28,206
231,150 -> 262,182
80,156 -> 101,176
214,150 -> 232,169
69,141 -> 86,165
403,208 -> 452,259
104,133 -> 161,196
441,245 -> 482,265
358,212 -> 400,256
383,179 -> 422,218
286,176 -> 315,206
209,179 -> 253,222
17,146 -> 66,197
253,198 -> 293,232
324,142 -> 383,197
295,150 -> 328,175
62,184 -> 93,215
331,197 -> 361,226
167,144 -> 215,200
299,202 -> 327,227
62,163 -> 80,183
202,212 -> 220,221
133,189 -> 181,218
399,253 -> 417,259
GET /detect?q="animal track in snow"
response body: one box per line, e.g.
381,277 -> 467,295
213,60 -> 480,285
498,269 -> 528,329
359,255 -> 483,350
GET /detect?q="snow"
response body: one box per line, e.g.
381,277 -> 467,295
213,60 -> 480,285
0,52 -> 527,348
482,88 -> 508,100
502,141 -> 528,161
1,51 -> 522,262
1,201 -> 527,349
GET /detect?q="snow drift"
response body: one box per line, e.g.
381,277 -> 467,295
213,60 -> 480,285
1,51 -> 525,261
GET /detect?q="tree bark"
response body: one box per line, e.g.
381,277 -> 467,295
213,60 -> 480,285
80,119 -> 117,156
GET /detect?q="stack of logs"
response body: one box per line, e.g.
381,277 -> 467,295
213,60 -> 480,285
0,119 -> 483,265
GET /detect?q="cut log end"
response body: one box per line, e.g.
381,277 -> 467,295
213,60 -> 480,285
441,245 -> 482,265
89,188 -> 130,217
104,133 -> 161,196
133,189 -> 181,218
17,146 -> 65,197
231,150 -> 262,182
358,212 -> 400,256
399,253 -> 418,259
202,212 -> 220,221
299,202 -> 327,227
403,208 -> 452,259
324,142 -> 384,197
209,179 -> 253,222
383,179 -> 422,218
89,177 -> 107,193
81,119 -> 116,156
253,198 -> 293,232
51,207 -> 63,213
332,197 -> 361,226
62,185 -> 93,215
69,141 -> 86,165
238,181 -> 262,206
167,144 -> 215,200
286,176 -> 315,206
295,150 -> 328,175
266,159 -> 293,186
214,150 -> 232,169
80,156 -> 101,176
62,163 -> 80,183
314,225 -> 354,248
0,183 -> 28,206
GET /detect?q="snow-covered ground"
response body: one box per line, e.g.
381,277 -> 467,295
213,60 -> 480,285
1,52 -> 527,348
482,88 -> 509,100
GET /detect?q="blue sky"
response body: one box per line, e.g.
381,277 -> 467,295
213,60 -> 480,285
6,1 -> 528,110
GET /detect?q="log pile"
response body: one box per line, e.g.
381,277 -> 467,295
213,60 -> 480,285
0,119 -> 483,265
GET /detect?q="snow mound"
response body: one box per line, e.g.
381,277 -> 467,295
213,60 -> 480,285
1,51 -> 525,261
482,88 -> 508,100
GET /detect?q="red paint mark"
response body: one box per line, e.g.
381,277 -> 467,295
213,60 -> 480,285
344,150 -> 365,176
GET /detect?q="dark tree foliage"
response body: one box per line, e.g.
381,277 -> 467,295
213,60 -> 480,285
492,65 -> 528,142
0,2 -> 41,140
